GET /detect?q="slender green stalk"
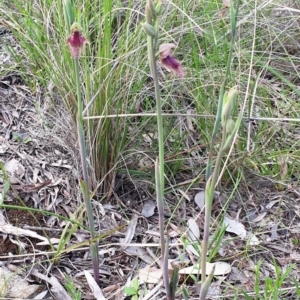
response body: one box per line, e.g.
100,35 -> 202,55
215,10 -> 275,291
155,158 -> 165,257
70,26 -> 99,283
199,265 -> 215,300
200,85 -> 241,295
79,180 -> 99,282
205,82 -> 225,180
201,126 -> 227,283
205,0 -> 241,180
74,59 -> 87,180
144,1 -> 171,298
201,1 -> 241,294
147,26 -> 164,195
155,159 -> 171,299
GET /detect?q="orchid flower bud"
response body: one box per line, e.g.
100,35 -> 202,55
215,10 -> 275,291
222,86 -> 237,125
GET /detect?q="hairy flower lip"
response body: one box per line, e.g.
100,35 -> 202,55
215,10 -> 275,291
67,23 -> 87,58
159,43 -> 184,77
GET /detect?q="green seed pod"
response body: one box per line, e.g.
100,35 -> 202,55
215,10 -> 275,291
142,22 -> 156,37
222,87 -> 237,122
155,0 -> 162,15
226,118 -> 235,134
146,0 -> 156,23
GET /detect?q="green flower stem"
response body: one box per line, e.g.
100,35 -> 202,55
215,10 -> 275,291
146,3 -> 170,297
74,58 -> 99,283
202,0 -> 241,290
155,159 -> 171,299
74,59 -> 87,180
147,36 -> 164,193
201,125 -> 227,284
155,158 -> 165,259
147,25 -> 170,296
199,265 -> 215,300
205,82 -> 225,180
205,0 -> 240,181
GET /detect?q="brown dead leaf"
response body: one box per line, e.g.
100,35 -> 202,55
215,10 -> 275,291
270,222 -> 278,241
124,247 -> 153,264
10,179 -> 51,193
0,267 -> 41,298
228,267 -> 249,283
167,223 -> 181,238
31,270 -> 72,300
84,271 -> 106,300
4,158 -> 25,183
0,210 -> 59,245
278,155 -> 288,181
251,212 -> 267,223
138,266 -> 163,284
120,213 -> 138,249
194,190 -> 205,210
179,261 -> 231,276
1,103 -> 13,125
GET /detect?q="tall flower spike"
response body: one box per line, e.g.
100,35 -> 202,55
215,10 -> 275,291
159,43 -> 184,77
67,23 -> 87,59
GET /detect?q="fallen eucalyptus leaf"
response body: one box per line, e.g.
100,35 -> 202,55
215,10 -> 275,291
270,223 -> 278,241
85,270 -> 106,300
194,191 -> 205,209
4,159 -> 25,183
0,267 -> 41,298
0,222 -> 59,245
188,218 -> 200,241
31,270 -> 72,300
186,218 -> 201,257
248,233 -> 260,246
124,246 -> 153,265
251,212 -> 267,223
224,216 -> 246,238
266,200 -> 280,209
179,261 -> 231,276
229,267 -> 249,283
120,214 -> 138,249
138,266 -> 163,284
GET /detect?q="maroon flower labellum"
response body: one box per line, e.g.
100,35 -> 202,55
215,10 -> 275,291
159,43 -> 184,77
67,23 -> 87,59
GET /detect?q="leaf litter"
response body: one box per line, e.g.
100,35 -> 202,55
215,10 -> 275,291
1,9 -> 300,300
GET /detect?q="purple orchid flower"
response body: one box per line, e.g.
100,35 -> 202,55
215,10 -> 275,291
67,23 -> 87,59
159,43 -> 184,77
